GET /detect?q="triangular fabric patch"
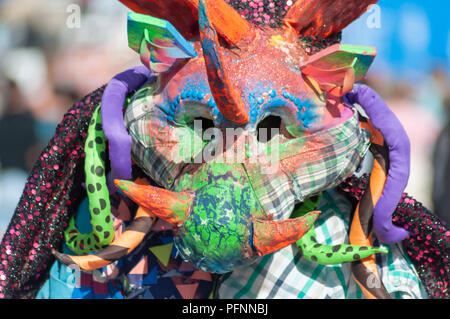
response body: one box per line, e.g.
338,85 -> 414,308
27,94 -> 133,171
190,270 -> 212,282
143,266 -> 158,285
143,289 -> 154,299
149,243 -> 173,267
176,283 -> 199,299
130,256 -> 148,274
117,200 -> 131,221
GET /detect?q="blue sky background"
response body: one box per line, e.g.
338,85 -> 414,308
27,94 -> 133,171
342,0 -> 450,81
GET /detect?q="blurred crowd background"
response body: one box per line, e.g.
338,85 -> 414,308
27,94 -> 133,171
0,0 -> 449,238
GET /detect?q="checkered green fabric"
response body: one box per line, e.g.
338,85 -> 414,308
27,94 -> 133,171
124,80 -> 181,189
217,189 -> 428,299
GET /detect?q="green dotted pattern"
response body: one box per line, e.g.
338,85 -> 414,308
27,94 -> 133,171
297,225 -> 388,264
293,194 -> 388,264
64,104 -> 115,254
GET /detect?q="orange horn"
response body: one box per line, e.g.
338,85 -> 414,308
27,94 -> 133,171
252,211 -> 320,256
199,0 -> 249,124
115,180 -> 193,226
283,0 -> 379,38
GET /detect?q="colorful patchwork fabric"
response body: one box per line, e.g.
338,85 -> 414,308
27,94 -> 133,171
217,189 -> 428,299
36,186 -> 426,299
37,183 -> 215,299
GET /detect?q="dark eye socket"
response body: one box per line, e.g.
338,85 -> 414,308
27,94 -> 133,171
192,117 -> 217,140
193,117 -> 215,131
257,116 -> 281,142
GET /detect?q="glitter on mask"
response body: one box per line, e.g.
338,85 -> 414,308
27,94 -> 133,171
225,0 -> 295,27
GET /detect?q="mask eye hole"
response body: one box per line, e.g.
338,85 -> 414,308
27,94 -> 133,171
192,117 -> 216,139
193,117 -> 215,131
257,116 -> 281,142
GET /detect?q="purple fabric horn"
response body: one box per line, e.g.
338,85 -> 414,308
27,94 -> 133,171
101,66 -> 153,183
344,84 -> 411,244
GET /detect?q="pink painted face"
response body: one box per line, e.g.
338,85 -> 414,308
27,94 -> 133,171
160,30 -> 356,137
120,15 -> 376,271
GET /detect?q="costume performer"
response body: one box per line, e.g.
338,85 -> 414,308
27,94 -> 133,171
0,0 -> 448,299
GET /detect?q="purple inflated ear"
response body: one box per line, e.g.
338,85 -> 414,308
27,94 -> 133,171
344,84 -> 411,244
101,66 -> 153,184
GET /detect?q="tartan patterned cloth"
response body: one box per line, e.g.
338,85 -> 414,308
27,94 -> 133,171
124,81 -> 188,190
217,189 -> 428,299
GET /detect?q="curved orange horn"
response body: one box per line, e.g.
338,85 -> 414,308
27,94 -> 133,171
283,0 -> 379,38
199,0 -> 249,124
252,211 -> 320,256
115,180 -> 193,226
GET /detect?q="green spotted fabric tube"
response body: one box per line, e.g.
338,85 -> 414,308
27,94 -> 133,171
64,104 -> 115,254
297,225 -> 388,265
292,194 -> 388,265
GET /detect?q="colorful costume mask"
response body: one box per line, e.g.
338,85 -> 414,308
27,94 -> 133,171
1,0 -> 448,299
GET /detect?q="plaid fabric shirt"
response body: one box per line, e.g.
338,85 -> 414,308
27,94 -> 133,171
217,189 -> 428,299
244,110 -> 370,221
